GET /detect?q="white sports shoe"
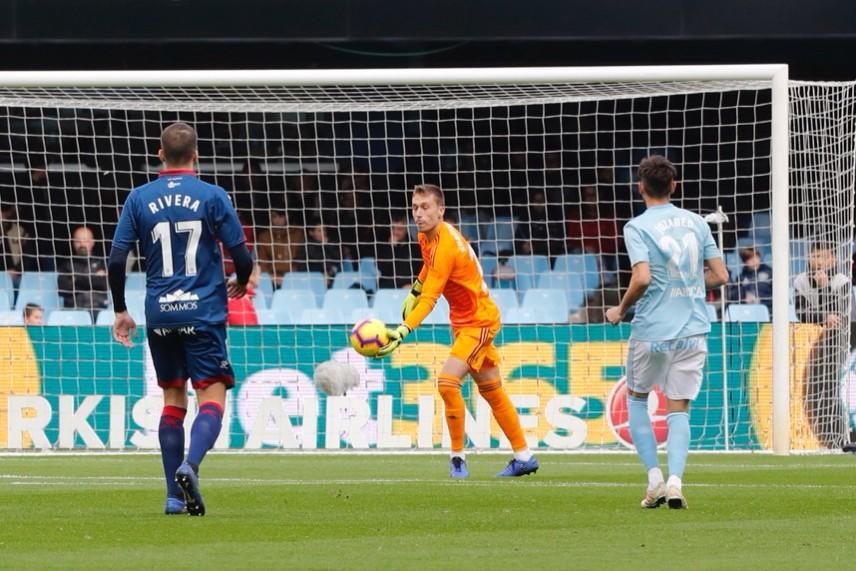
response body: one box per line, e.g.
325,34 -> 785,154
666,485 -> 688,509
640,481 -> 666,508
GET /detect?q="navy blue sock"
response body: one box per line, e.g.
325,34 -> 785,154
159,406 -> 186,499
186,401 -> 224,470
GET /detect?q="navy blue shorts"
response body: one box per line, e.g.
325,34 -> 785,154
146,323 -> 235,390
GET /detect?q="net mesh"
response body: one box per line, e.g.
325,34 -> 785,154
0,74 -> 852,451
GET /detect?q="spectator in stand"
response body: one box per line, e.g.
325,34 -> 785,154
255,209 -> 304,288
0,205 -> 38,287
514,188 -> 565,258
227,265 -> 260,326
334,168 -> 376,262
566,185 -> 620,257
794,241 -> 851,449
491,252 -> 517,290
376,212 -> 420,289
303,216 -> 342,287
22,302 -> 44,326
57,225 -> 109,314
728,247 -> 773,311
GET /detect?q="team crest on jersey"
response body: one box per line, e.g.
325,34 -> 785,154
158,289 -> 199,312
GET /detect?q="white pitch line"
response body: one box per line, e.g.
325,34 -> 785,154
0,474 -> 853,491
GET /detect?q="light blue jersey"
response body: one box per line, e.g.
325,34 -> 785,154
623,203 -> 720,341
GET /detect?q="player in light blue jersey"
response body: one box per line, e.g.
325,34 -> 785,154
606,156 -> 729,509
108,123 -> 254,516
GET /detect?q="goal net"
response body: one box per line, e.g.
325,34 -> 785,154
0,66 -> 852,453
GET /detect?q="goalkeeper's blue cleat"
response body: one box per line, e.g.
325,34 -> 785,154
164,496 -> 187,515
449,457 -> 469,479
175,462 -> 206,516
496,456 -> 539,477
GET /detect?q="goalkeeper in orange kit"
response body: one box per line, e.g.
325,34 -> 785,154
376,184 -> 539,478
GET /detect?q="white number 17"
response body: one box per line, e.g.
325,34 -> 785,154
151,220 -> 202,277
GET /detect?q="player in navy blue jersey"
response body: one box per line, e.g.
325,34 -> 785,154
108,122 -> 254,516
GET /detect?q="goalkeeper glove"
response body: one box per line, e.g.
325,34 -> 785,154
376,323 -> 412,358
401,279 -> 423,320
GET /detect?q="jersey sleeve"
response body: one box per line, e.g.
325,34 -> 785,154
111,194 -> 138,251
701,222 -> 721,260
623,223 -> 649,267
212,187 -> 246,249
404,238 -> 454,330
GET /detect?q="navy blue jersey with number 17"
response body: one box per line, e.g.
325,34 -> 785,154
111,169 -> 245,327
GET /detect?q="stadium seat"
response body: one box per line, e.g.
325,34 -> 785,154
255,309 -> 279,325
724,250 -> 741,280
788,303 -> 798,323
508,255 -> 550,293
536,272 -> 586,312
271,288 -> 317,323
95,310 -> 114,326
323,289 -> 370,317
0,311 -> 23,326
47,310 -> 93,326
251,291 -> 267,311
0,272 -> 13,310
789,240 -> 809,277
298,307 -> 346,324
725,303 -> 771,322
124,291 -> 147,324
552,254 -> 600,292
521,289 -> 569,322
422,296 -> 451,325
358,258 -> 380,292
16,272 -> 62,311
332,271 -> 362,290
349,307 -> 374,323
705,303 -> 719,322
257,272 -> 274,307
504,306 -> 553,324
372,288 -> 408,323
280,272 -> 327,305
459,213 -> 479,243
490,289 -> 519,317
480,216 -> 516,255
480,255 -> 498,287
125,272 -> 146,292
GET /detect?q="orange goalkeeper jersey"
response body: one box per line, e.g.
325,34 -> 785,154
403,222 -> 500,330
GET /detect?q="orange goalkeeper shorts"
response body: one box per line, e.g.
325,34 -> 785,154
450,323 -> 501,373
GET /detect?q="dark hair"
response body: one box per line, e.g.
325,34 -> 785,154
809,241 -> 835,254
638,155 -> 677,198
23,302 -> 42,320
739,247 -> 759,262
413,183 -> 445,206
160,122 -> 197,165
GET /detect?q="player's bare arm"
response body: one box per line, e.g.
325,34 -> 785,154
606,261 -> 651,324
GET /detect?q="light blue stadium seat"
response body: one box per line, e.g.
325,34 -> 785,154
280,272 -> 327,304
349,307 -> 374,323
358,257 -> 380,292
323,290 -> 370,318
255,309 -> 279,325
490,289 -> 519,318
504,306 -> 553,324
125,272 -> 146,292
789,240 -> 809,278
298,307 -> 346,324
522,289 -> 569,322
372,288 -> 408,323
459,213 -> 479,243
788,304 -> 798,323
251,291 -> 267,311
124,290 -> 146,324
0,311 -> 23,325
536,272 -> 586,312
725,250 -> 741,280
480,216 -> 516,255
257,272 -> 274,307
271,289 -> 317,323
553,254 -> 600,292
47,310 -> 93,326
332,271 -> 362,290
16,272 -> 62,311
480,256 -> 498,287
725,303 -> 771,322
95,310 -> 114,326
508,255 -> 550,293
0,272 -> 13,309
705,304 -> 719,322
423,296 -> 450,325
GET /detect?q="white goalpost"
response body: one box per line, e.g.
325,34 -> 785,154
0,64 -> 852,454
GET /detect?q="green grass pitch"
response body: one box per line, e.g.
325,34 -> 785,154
0,453 -> 854,570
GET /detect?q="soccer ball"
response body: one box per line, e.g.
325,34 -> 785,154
349,318 -> 389,357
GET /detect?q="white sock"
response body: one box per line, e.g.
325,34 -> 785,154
450,451 -> 466,461
513,449 -> 533,462
667,475 -> 682,490
648,467 -> 665,488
